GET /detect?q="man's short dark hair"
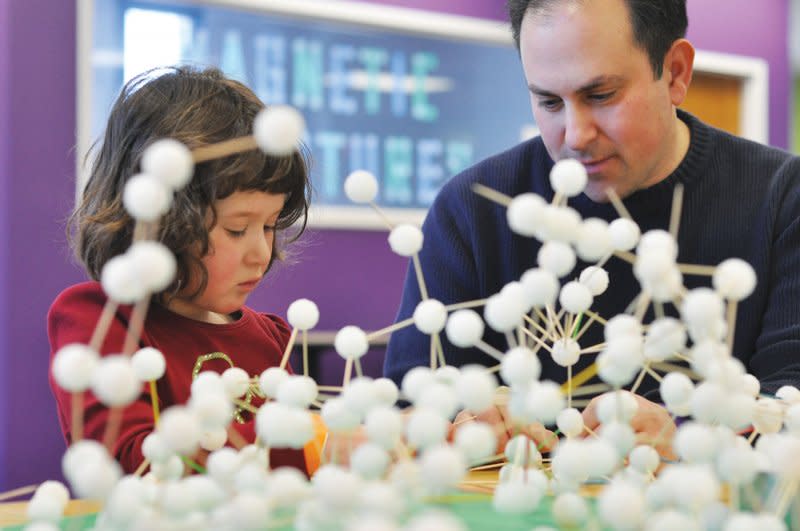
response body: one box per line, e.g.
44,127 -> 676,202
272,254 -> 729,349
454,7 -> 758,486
507,0 -> 688,78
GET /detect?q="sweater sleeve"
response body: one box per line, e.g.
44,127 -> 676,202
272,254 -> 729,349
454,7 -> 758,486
747,157 -> 800,394
47,283 -> 154,473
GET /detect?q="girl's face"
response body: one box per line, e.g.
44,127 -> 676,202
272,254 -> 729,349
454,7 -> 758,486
168,190 -> 287,324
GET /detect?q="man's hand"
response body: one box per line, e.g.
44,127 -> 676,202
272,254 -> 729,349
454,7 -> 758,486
582,393 -> 677,461
451,405 -> 558,455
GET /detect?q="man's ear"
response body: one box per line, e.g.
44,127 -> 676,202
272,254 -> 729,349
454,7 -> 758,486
664,38 -> 695,106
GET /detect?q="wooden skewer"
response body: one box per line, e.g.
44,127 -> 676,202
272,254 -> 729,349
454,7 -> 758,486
191,135 -> 258,163
668,183 -> 685,240
605,188 -> 632,220
471,183 -> 512,206
0,484 -> 39,502
366,317 -> 415,341
412,254 -> 429,301
444,298 -> 488,311
278,328 -> 299,370
368,201 -> 395,230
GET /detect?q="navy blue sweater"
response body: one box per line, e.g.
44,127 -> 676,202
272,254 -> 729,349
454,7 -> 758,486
384,111 -> 800,398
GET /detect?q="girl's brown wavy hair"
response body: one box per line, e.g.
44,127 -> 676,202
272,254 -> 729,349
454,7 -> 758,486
70,66 -> 311,302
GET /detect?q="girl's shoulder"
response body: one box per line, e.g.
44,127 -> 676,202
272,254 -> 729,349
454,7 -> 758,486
242,306 -> 292,344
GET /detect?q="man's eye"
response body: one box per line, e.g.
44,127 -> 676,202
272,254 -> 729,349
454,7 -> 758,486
539,99 -> 563,111
589,91 -> 614,102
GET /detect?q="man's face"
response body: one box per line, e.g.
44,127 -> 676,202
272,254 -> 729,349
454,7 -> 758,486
519,0 -> 685,201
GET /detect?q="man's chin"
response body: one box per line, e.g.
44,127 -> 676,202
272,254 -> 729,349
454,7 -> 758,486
583,183 -> 614,203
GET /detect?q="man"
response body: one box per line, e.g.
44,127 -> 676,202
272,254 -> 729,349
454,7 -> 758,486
384,0 -> 800,452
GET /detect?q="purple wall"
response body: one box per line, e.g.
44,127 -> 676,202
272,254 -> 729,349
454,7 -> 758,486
0,0 -> 792,491
0,0 -> 9,488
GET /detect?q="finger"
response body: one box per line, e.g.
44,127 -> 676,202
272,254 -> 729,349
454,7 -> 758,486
581,397 -> 601,431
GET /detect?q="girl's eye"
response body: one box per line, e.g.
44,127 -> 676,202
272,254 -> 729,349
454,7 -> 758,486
226,228 -> 246,238
264,225 -> 277,233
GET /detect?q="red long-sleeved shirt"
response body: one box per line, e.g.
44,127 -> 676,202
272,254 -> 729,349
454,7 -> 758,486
47,281 -> 309,474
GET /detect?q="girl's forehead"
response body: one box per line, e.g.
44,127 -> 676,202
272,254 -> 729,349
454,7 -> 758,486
214,190 -> 286,217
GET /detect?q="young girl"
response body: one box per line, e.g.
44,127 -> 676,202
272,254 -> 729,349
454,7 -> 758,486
48,66 -> 317,475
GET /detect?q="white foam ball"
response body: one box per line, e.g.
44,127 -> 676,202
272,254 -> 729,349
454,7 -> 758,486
334,325 -> 369,360
141,432 -> 173,464
540,205 -> 582,243
717,446 -> 758,485
372,377 -> 399,406
601,421 -> 636,457
598,481 -> 645,530
786,404 -> 800,433
419,445 -> 467,493
101,254 -> 147,304
190,370 -> 225,396
435,365 -> 461,386
320,397 -> 360,432
364,406 -> 403,449
553,492 -> 589,528
445,309 -> 485,348
350,443 -> 391,480
416,383 -> 459,419
550,158 -> 587,197
69,458 -> 122,501
492,480 -> 544,514
257,403 -> 314,449
609,218 -> 641,251
388,224 -> 423,256
484,293 -> 524,332
752,398 -> 784,434
131,347 -> 166,382
525,381 -> 565,424
643,318 -> 686,362
674,422 -> 717,463
91,355 -> 140,407
52,343 -> 98,392
343,169 -> 379,204
500,346 -> 541,387
681,288 -> 725,329
776,385 -> 800,404
287,298 -> 319,330
401,366 -> 436,402
559,281 -> 593,314
62,440 -> 108,483
504,434 -> 542,467
713,258 -> 756,301
766,435 -> 800,479
141,138 -> 193,190
221,367 -> 250,399
127,240 -> 176,293
253,105 -> 305,155
312,465 -> 362,510
342,377 -> 378,416
454,422 -> 496,463
199,427 -> 228,452
258,366 -> 289,398
454,365 -> 496,412
629,445 -> 660,475
576,218 -> 613,261
507,193 -> 546,237
538,240 -> 576,277
637,230 -> 678,261
276,375 -> 318,408
647,510 -> 702,531
605,315 -> 643,341
159,405 -> 202,455
596,391 -> 639,424
660,372 -> 694,409
551,338 -> 581,367
123,173 -> 171,221
265,467 -> 310,508
579,266 -> 609,295
556,408 -> 584,438
689,340 -> 728,379
413,299 -> 447,334
405,408 -> 448,449
691,382 -> 727,424
551,439 -> 590,483
738,373 -> 761,398
520,268 -> 559,308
